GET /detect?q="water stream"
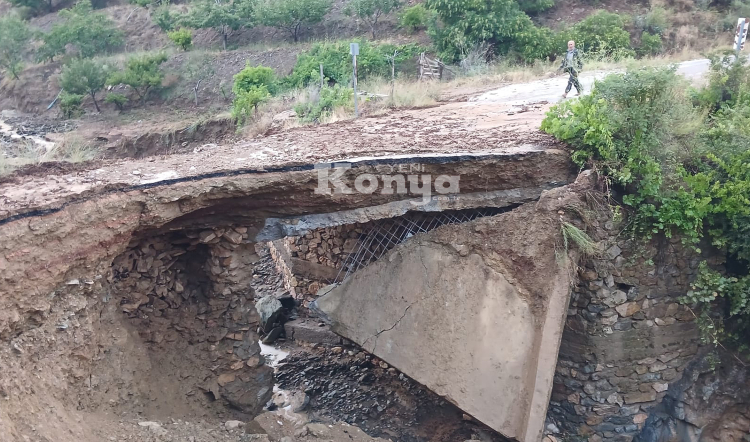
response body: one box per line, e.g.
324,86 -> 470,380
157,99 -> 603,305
0,119 -> 56,151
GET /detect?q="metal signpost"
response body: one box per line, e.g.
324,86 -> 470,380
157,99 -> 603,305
350,43 -> 359,118
736,18 -> 748,59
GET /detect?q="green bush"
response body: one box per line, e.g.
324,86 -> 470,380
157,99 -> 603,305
129,0 -> 151,6
294,85 -> 353,122
560,11 -> 633,58
37,0 -> 124,61
644,7 -> 667,35
542,56 -> 750,351
152,5 -> 175,32
106,52 -> 168,104
60,92 -> 84,118
517,0 -> 554,14
105,93 -> 128,110
233,63 -> 278,95
231,85 -> 270,125
284,40 -> 424,88
167,28 -> 192,50
638,31 -> 662,57
399,4 -> 430,32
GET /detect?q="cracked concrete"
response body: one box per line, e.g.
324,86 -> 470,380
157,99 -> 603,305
314,175 -> 595,442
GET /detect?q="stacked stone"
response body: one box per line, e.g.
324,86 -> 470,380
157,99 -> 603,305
285,225 -> 361,268
546,220 -> 723,442
111,226 -> 273,414
111,237 -> 191,314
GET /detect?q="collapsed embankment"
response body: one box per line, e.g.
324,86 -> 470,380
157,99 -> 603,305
0,150 -> 575,441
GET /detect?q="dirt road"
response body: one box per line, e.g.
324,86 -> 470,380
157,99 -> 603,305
0,58 -> 714,218
471,58 -> 711,108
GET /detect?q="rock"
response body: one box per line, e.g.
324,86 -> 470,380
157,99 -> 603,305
255,295 -> 283,332
138,421 -> 167,435
652,382 -> 669,393
624,391 -> 656,404
284,319 -> 342,345
605,244 -> 622,259
225,420 -> 245,430
262,326 -> 283,344
611,290 -> 628,305
615,302 -> 641,317
633,413 -> 648,424
199,230 -> 217,243
218,373 -> 236,386
223,230 -> 244,244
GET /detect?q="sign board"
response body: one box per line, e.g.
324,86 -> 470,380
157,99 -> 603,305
736,18 -> 748,51
350,43 -> 359,56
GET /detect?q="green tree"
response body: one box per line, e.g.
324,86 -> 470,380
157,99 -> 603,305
60,58 -> 108,112
167,28 -> 193,50
343,0 -> 401,39
0,14 -> 32,80
425,0 -> 534,62
107,53 -> 168,104
256,0 -> 332,42
38,0 -> 124,62
180,0 -> 252,50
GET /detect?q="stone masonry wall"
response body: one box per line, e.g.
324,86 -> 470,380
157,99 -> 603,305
546,212 -> 728,442
109,225 -> 274,415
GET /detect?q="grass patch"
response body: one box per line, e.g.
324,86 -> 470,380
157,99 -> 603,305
0,134 -> 100,177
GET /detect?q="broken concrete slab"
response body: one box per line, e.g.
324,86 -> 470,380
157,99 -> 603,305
314,175 -> 593,442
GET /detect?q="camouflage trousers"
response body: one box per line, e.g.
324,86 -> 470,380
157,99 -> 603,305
564,67 -> 582,94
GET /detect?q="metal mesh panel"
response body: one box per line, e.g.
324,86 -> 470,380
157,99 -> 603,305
332,208 -> 505,284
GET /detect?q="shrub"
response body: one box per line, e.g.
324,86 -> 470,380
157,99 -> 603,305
60,58 -> 109,112
232,85 -> 270,126
638,31 -> 662,57
284,40 -> 424,88
399,4 -> 430,32
152,5 -> 175,32
0,14 -> 32,80
107,52 -> 168,103
542,57 -> 750,351
644,7 -> 667,35
105,93 -> 128,110
167,28 -> 192,50
37,0 -> 124,61
560,11 -> 633,58
233,63 -> 278,95
60,92 -> 84,118
294,85 -> 353,122
517,0 -> 554,14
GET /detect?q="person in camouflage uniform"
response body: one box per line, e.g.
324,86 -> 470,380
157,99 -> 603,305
557,40 -> 583,98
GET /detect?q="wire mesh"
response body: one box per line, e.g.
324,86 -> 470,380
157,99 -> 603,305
332,207 -> 505,284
